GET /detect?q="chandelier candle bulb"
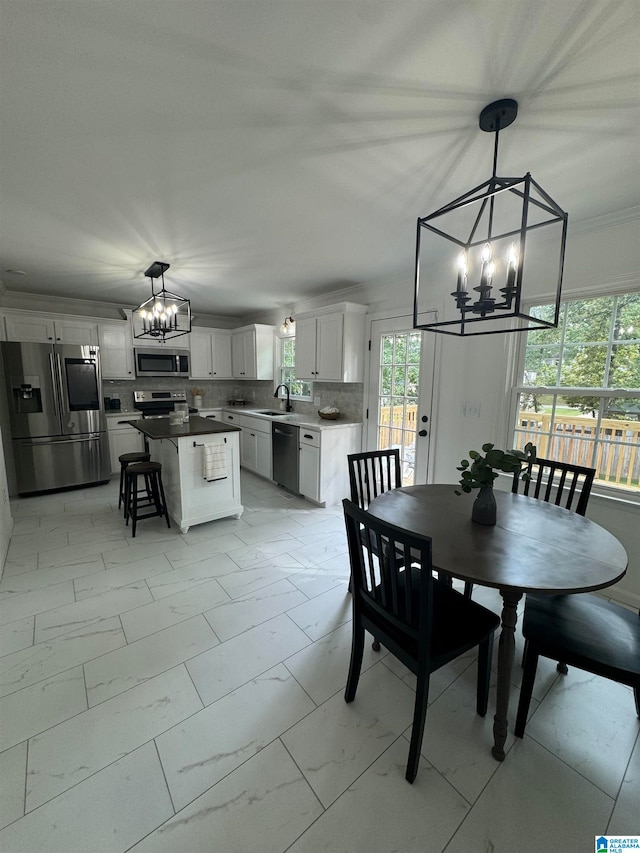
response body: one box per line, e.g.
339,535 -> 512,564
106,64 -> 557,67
456,251 -> 468,293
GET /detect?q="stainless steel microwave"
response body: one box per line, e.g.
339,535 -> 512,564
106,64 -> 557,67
134,348 -> 190,378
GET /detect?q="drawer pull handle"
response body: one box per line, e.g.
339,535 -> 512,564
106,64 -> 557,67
303,434 -> 314,439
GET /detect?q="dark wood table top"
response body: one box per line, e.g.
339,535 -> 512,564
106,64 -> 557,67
126,415 -> 241,441
367,484 -> 628,594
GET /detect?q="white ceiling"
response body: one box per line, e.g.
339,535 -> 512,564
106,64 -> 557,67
1,0 -> 639,319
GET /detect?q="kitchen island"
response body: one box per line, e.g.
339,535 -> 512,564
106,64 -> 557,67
127,416 -> 242,534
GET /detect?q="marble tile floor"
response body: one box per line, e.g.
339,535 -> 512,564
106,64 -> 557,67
0,472 -> 637,852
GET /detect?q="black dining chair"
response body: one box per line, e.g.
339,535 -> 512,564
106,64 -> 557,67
515,594 -> 640,737
512,456 -> 595,515
347,448 -> 402,599
511,457 -> 639,734
513,457 -> 596,667
347,448 -> 402,511
342,498 -> 500,783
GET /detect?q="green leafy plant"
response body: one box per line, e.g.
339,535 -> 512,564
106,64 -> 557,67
456,442 -> 536,493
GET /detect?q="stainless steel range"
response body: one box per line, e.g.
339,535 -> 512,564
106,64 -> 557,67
133,389 -> 197,419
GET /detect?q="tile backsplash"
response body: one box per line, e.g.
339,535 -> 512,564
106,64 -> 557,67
102,378 -> 364,422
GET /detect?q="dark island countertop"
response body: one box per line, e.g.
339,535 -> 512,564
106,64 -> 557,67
126,415 -> 241,441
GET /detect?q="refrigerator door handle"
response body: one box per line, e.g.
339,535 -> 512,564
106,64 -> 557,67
53,351 -> 66,418
19,434 -> 103,447
48,352 -> 59,418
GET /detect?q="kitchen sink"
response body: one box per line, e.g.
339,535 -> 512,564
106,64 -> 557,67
255,410 -> 288,417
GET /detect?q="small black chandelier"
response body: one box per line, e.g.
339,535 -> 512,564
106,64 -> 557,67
413,99 -> 568,336
133,262 -> 191,342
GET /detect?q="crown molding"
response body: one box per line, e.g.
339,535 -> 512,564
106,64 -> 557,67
569,205 -> 640,236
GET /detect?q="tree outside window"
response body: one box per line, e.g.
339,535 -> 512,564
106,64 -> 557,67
513,292 -> 640,492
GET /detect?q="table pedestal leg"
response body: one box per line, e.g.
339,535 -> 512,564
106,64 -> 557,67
492,588 -> 523,761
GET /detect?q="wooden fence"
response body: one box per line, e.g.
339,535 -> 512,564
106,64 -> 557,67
515,411 -> 640,490
379,405 -> 639,490
378,405 -> 418,449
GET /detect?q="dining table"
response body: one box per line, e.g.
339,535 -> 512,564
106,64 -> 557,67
366,483 -> 628,761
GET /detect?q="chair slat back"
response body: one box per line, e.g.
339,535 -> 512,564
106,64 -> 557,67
512,457 -> 595,516
347,449 -> 402,510
343,498 -> 432,643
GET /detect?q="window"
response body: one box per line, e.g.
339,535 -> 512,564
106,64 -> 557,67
512,292 -> 640,494
278,336 -> 312,400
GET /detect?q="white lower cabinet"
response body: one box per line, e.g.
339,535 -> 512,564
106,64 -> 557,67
299,424 -> 362,506
239,413 -> 272,480
154,430 -> 242,534
107,418 -> 145,474
299,430 -> 320,502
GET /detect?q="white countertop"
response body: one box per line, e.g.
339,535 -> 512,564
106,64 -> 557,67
218,407 -> 362,431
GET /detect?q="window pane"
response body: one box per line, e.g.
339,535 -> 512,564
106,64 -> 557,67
407,333 -> 421,364
609,343 -> 640,388
527,303 -> 563,346
564,296 -> 613,343
381,336 -> 394,364
614,292 -> 640,340
524,346 -> 560,386
559,344 -> 607,388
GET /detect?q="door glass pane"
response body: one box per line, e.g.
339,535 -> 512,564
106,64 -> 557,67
377,333 -> 421,485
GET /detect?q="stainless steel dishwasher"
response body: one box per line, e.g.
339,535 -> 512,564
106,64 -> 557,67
272,421 -> 299,493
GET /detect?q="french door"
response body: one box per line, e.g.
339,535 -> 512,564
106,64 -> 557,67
365,316 -> 436,485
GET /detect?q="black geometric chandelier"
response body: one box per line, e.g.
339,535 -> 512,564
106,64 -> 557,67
413,99 -> 568,336
133,262 -> 191,342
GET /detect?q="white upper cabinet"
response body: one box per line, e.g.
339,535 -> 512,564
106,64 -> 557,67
294,303 -> 367,382
3,311 -> 98,345
231,324 -> 275,380
190,328 -> 232,379
98,321 -> 135,379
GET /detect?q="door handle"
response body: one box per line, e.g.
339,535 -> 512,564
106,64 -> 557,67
418,429 -> 428,437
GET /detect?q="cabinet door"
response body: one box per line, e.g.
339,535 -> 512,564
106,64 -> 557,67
4,312 -> 56,342
231,332 -> 246,377
108,427 -> 144,474
295,317 -> 318,379
241,427 -> 258,470
212,332 -> 232,378
232,330 -> 257,378
99,323 -> 135,379
240,331 -> 257,379
55,319 -> 98,345
190,330 -> 214,379
299,443 -> 320,501
315,313 -> 344,381
255,430 -> 272,479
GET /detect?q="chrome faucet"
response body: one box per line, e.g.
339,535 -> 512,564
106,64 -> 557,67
274,384 -> 293,412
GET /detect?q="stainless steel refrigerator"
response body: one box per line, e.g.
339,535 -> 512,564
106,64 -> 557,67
1,341 -> 110,495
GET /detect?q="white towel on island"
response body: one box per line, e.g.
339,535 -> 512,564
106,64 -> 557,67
203,445 -> 227,482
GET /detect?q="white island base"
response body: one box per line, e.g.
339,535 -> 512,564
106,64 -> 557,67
152,430 -> 243,534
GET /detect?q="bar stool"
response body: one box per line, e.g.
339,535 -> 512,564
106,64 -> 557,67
118,451 -> 151,513
124,461 -> 171,537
